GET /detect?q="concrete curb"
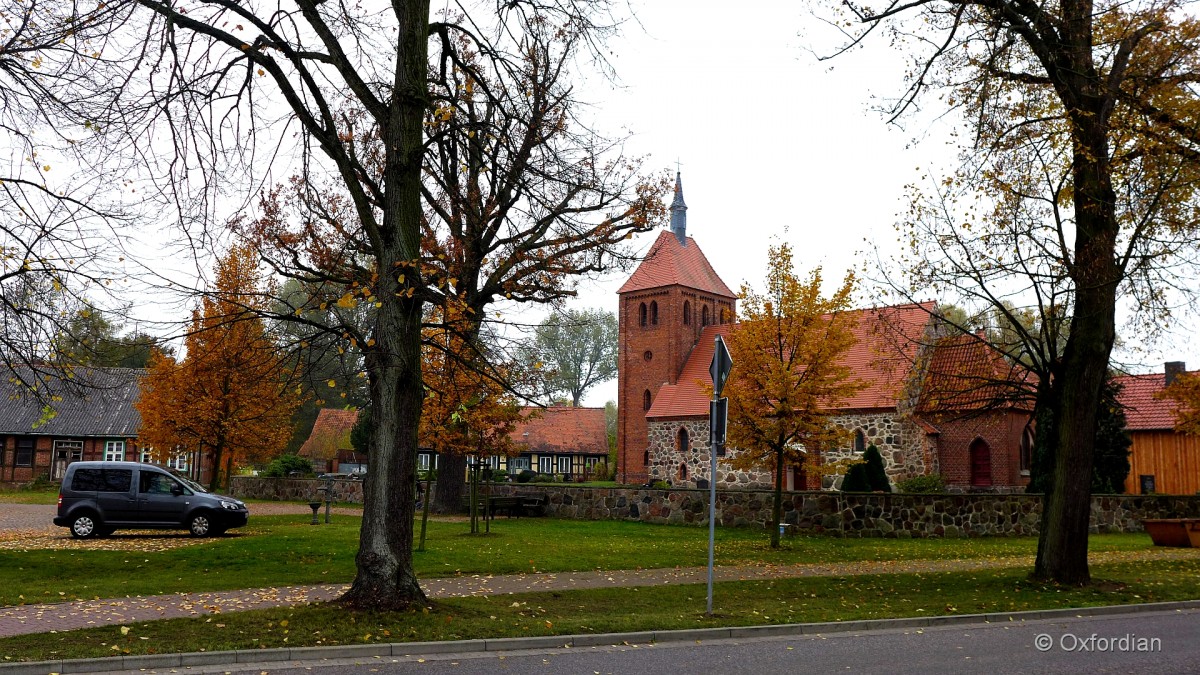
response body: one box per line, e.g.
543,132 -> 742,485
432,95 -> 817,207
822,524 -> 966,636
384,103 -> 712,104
3,600 -> 1198,675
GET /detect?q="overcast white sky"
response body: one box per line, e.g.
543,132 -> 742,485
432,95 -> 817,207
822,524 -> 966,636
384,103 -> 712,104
553,2 -> 1200,406
105,1 -> 1198,407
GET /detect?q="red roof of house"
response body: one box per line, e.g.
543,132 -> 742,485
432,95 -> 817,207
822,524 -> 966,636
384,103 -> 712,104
512,406 -> 608,455
299,408 -> 359,458
1114,372 -> 1182,431
647,302 -> 936,418
617,230 -> 735,297
917,333 -> 1033,413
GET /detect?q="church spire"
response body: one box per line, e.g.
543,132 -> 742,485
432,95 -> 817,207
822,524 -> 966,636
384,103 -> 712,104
670,171 -> 687,245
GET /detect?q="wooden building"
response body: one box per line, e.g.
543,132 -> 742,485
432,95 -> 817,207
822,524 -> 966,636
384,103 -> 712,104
1116,362 -> 1200,495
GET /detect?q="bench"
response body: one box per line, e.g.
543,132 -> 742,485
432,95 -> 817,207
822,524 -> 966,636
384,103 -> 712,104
517,494 -> 548,516
1142,518 -> 1200,547
462,495 -> 525,519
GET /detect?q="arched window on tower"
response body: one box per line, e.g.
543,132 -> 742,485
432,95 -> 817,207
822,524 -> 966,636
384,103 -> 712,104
853,430 -> 866,453
720,307 -> 728,325
639,302 -> 647,327
677,427 -> 690,455
678,462 -> 688,481
643,390 -> 652,411
650,301 -> 659,325
702,305 -> 710,326
683,300 -> 691,325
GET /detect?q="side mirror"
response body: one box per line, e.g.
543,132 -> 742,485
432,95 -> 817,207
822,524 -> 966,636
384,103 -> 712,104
170,484 -> 184,496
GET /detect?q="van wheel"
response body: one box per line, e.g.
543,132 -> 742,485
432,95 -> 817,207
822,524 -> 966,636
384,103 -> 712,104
70,512 -> 100,539
188,512 -> 213,537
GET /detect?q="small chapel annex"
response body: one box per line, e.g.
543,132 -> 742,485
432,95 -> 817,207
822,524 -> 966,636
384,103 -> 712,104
615,174 -> 1034,492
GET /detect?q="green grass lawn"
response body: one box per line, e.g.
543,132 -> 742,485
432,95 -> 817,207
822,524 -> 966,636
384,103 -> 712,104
0,488 -> 59,505
0,512 -> 1159,606
3,557 -> 1198,662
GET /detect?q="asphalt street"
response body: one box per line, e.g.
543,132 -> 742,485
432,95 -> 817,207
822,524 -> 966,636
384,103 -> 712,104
88,606 -> 1199,675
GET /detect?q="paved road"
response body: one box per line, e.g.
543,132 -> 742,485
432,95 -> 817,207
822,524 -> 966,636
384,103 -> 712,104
115,607 -> 1199,675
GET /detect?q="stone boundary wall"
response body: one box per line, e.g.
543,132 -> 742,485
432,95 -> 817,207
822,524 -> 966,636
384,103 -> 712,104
231,477 -> 365,504
229,477 -> 1200,537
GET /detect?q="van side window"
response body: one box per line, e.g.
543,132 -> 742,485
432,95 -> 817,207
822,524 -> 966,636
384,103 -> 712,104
71,468 -> 104,492
140,472 -> 181,495
101,469 -> 133,492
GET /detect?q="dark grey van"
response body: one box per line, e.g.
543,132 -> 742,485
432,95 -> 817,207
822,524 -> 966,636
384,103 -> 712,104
53,461 -> 248,538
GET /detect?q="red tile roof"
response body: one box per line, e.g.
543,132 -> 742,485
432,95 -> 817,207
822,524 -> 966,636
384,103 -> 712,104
617,230 -> 735,297
513,406 -> 608,455
917,333 -> 1033,413
1114,372 -> 1182,430
647,302 -> 937,418
299,408 -> 359,459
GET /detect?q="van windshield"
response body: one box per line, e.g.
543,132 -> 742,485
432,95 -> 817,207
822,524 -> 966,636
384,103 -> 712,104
167,469 -> 208,493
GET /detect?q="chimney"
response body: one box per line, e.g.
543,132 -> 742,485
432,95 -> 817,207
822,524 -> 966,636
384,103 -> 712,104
1165,361 -> 1186,387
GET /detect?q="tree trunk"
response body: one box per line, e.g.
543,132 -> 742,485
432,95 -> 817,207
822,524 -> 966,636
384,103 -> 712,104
1033,110 -> 1120,585
770,448 -> 785,549
433,453 -> 467,513
336,0 -> 428,610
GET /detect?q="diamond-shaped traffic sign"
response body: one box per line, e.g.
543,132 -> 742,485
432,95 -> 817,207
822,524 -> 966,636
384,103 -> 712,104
710,335 -> 732,397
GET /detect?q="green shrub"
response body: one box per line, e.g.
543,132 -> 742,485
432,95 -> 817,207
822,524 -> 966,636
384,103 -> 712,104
418,469 -> 437,482
532,473 -> 554,483
840,462 -> 871,492
491,469 -> 509,482
896,474 -> 947,493
262,454 -> 315,478
516,469 -> 536,483
863,445 -> 892,492
649,479 -> 670,490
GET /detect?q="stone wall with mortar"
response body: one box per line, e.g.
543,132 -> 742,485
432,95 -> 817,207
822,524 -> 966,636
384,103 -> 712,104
231,478 -> 1200,537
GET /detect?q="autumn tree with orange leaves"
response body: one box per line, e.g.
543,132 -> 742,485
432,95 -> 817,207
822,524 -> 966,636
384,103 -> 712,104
724,244 -> 862,549
137,246 -> 301,490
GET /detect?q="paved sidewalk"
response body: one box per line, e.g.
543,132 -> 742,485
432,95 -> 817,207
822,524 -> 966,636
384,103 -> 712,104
3,547 -> 1197,638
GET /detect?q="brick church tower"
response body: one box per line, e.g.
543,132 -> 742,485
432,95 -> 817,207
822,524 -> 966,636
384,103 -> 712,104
616,174 -> 736,483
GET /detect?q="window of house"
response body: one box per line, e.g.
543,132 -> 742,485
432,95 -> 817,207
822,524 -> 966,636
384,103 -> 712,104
678,462 -> 688,481
510,456 -> 530,471
54,440 -> 84,462
650,301 -> 659,325
140,447 -> 153,464
558,456 -> 571,474
853,430 -> 866,453
538,456 -> 553,474
643,390 -> 652,411
15,437 -> 34,467
104,440 -> 125,462
639,302 -> 647,327
168,453 -> 190,472
677,427 -> 690,454
417,453 -> 431,471
683,300 -> 691,325
702,305 -> 710,326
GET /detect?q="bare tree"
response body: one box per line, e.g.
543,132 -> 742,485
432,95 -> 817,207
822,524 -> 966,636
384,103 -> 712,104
127,0 -> 661,608
828,0 -> 1200,583
0,1 -> 136,393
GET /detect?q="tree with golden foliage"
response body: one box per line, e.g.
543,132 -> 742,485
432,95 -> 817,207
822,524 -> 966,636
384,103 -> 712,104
419,303 -> 527,469
1164,372 -> 1200,436
137,246 -> 301,490
724,244 -> 862,548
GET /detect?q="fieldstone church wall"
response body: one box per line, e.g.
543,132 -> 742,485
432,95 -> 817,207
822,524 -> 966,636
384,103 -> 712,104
646,411 -> 928,490
231,479 -> 1200,537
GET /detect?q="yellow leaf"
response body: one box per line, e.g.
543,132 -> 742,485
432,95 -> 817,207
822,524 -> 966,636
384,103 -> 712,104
335,293 -> 358,309
327,380 -> 337,387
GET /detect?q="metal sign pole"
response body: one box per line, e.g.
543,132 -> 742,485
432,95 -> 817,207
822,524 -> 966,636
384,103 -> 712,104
706,335 -> 732,617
